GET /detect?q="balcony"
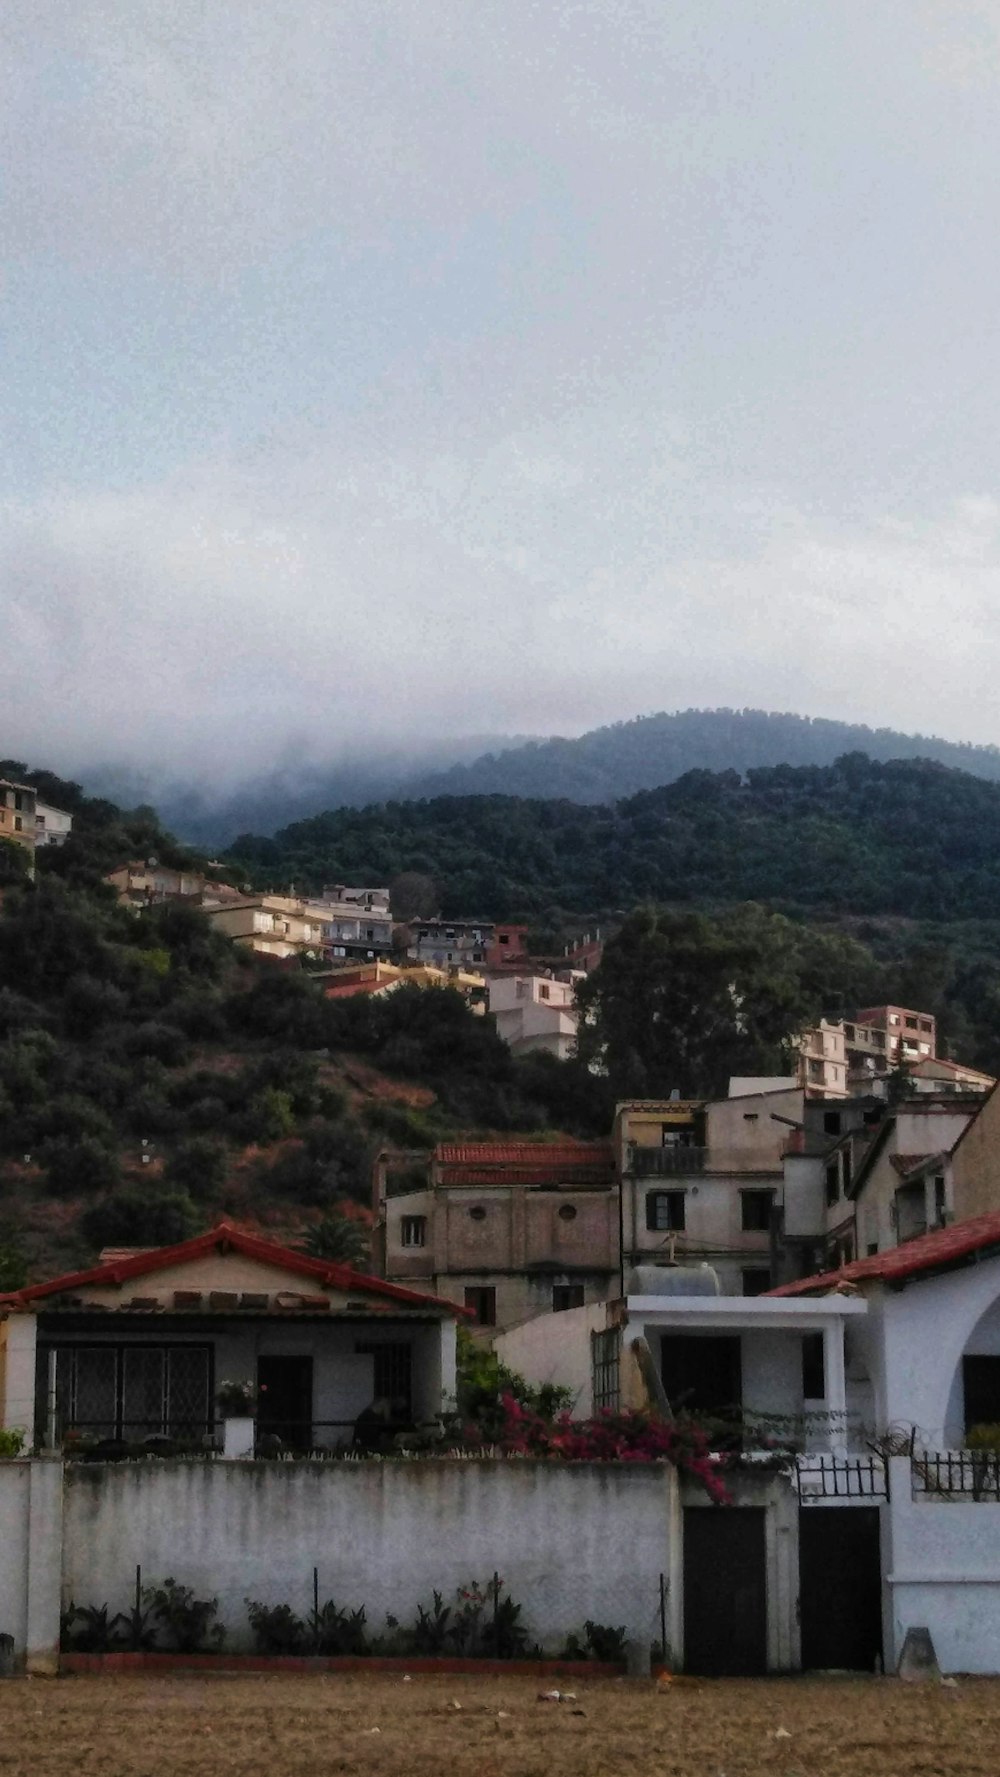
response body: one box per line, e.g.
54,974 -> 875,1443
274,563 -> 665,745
627,1146 -> 780,1177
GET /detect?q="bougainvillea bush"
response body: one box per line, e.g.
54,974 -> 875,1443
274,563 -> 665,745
495,1395 -> 730,1504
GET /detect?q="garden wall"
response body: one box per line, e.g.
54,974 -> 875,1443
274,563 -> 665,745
885,1455 -> 1000,1674
60,1458 -> 678,1657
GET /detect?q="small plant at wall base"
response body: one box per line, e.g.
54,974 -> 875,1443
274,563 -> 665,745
561,1620 -> 628,1663
143,1579 -> 225,1653
245,1600 -> 308,1655
216,1380 -> 256,1417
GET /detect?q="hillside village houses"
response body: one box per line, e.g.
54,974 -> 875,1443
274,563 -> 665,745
0,780 -> 73,868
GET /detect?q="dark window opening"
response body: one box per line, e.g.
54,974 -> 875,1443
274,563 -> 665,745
39,1343 -> 212,1444
741,1268 -> 771,1296
823,1111 -> 842,1135
464,1286 -> 496,1326
802,1332 -> 825,1399
741,1190 -> 775,1232
552,1284 -> 585,1312
825,1163 -> 840,1206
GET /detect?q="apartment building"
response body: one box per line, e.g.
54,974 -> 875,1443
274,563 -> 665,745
0,779 -> 36,861
797,1019 -> 848,1096
408,918 -> 495,968
614,1090 -> 807,1297
853,1004 -> 936,1068
374,1140 -> 618,1331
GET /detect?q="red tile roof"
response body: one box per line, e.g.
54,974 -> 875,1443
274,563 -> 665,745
0,1220 -> 469,1316
435,1142 -> 613,1167
769,1208 -> 1000,1296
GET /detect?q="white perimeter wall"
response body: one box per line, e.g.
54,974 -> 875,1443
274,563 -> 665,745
886,1455 -> 1000,1674
62,1459 -> 677,1655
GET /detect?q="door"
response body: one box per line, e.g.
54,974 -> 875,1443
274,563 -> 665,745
662,1334 -> 742,1444
256,1355 -> 314,1452
799,1507 -> 882,1671
683,1507 -> 767,1675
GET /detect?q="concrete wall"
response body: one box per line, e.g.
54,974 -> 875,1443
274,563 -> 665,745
62,1459 -> 677,1654
885,1455 -> 1000,1673
0,1460 -> 62,1674
496,1301 -> 612,1415
951,1084 -> 1000,1221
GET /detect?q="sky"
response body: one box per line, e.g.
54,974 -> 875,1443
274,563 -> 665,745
5,0 -> 1000,784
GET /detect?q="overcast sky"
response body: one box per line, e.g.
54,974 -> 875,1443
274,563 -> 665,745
4,1 -> 1000,782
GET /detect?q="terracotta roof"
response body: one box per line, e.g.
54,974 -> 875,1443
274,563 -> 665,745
434,1142 -> 613,1167
0,1220 -> 469,1317
769,1209 -> 1000,1296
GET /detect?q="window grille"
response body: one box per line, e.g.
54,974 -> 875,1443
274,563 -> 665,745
591,1328 -> 620,1411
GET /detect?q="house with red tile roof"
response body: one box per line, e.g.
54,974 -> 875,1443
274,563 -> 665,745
0,1221 -> 465,1454
373,1140 -> 618,1331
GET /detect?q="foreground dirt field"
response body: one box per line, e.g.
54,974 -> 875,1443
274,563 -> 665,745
2,1671 -> 1000,1777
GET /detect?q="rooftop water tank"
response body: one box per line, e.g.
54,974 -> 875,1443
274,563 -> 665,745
626,1263 -> 721,1297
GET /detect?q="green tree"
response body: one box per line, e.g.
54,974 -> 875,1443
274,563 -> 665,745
80,1189 -> 199,1251
164,1136 -> 229,1198
0,1225 -> 28,1290
299,1213 -> 370,1267
575,905 -> 825,1098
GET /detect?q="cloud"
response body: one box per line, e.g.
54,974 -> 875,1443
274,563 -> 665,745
4,399 -> 1000,782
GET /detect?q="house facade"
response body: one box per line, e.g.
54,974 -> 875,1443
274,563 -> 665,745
0,778 -> 37,862
33,802 -> 73,848
488,971 -> 581,1060
407,918 -> 496,968
0,1223 -> 462,1453
374,1141 -> 618,1331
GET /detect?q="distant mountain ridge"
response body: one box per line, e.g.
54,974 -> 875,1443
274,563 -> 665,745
406,709 -> 1000,805
72,708 -> 1000,843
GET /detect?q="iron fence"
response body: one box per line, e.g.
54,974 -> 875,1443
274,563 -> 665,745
912,1450 -> 1000,1501
795,1454 -> 888,1502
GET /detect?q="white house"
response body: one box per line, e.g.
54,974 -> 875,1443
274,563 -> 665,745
489,972 -> 581,1060
0,1222 -> 463,1453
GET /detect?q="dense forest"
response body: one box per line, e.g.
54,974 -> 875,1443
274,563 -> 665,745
399,708 -> 1000,806
228,752 -> 1000,924
75,707 -> 1000,843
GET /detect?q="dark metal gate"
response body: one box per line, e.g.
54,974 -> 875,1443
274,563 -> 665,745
683,1507 -> 767,1675
798,1506 -> 882,1672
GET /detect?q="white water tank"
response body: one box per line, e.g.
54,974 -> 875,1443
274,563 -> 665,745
626,1263 -> 721,1297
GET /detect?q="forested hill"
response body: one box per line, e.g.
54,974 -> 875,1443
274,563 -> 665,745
406,708 -> 1000,806
228,753 -> 1000,923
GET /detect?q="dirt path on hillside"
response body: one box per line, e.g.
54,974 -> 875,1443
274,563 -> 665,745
1,1671 -> 996,1776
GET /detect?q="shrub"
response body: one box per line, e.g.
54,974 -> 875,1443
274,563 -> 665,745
143,1578 -> 225,1653
496,1396 -> 730,1504
42,1135 -> 120,1196
164,1136 -> 229,1198
127,1022 -> 190,1067
0,1427 -> 26,1458
80,1189 -> 199,1251
245,1600 -> 307,1654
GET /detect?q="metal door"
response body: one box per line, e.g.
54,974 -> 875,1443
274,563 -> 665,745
683,1507 -> 767,1675
799,1506 -> 882,1671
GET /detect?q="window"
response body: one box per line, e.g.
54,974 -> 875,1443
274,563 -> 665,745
464,1286 -> 496,1326
905,1015 -> 917,1029
552,1284 -> 585,1312
808,1059 -> 824,1079
741,1267 -> 771,1296
400,1215 -> 426,1248
934,1176 -> 947,1225
557,1203 -> 577,1221
591,1328 -> 620,1411
889,1014 -> 900,1026
867,1243 -> 878,1257
468,1205 -> 487,1222
823,1111 -> 842,1135
825,1162 -> 840,1206
646,1190 -> 685,1231
740,1190 -> 775,1232
843,1023 -> 855,1041
802,1332 -> 825,1399
42,1343 -> 212,1442
920,1019 -> 933,1033
13,817 -> 21,832
356,1342 -> 413,1415
539,984 -> 550,1000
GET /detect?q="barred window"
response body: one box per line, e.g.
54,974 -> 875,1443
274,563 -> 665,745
646,1190 -> 685,1231
42,1344 -> 212,1443
591,1328 -> 620,1412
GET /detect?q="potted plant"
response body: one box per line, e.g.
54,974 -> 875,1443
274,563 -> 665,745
216,1381 -> 256,1459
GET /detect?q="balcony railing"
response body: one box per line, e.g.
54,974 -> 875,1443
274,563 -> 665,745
628,1146 -> 780,1177
912,1450 -> 1000,1501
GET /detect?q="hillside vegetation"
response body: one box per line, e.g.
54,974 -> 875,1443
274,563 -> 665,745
229,753 -> 1000,923
407,708 -> 1000,805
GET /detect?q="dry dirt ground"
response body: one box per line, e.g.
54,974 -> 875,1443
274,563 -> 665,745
2,1672 -> 1000,1777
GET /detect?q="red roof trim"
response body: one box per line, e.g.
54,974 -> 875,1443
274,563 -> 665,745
769,1208 -> 1000,1296
0,1221 -> 470,1317
434,1142 -> 613,1166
